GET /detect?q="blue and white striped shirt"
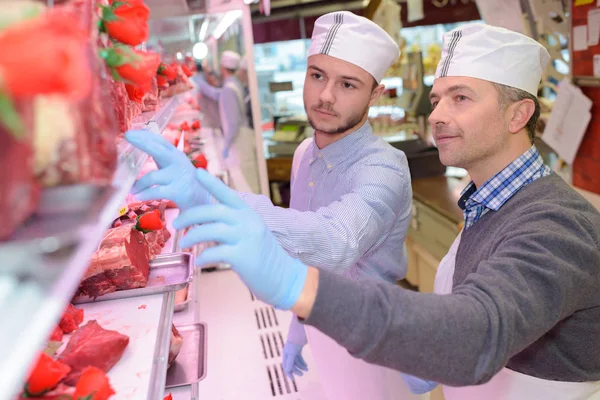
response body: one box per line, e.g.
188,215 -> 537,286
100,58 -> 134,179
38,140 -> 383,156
458,145 -> 552,229
240,122 -> 412,283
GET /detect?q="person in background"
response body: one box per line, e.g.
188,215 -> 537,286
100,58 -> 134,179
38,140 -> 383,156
152,23 -> 600,400
125,11 -> 426,400
237,56 -> 254,130
197,50 -> 260,193
193,61 -> 221,131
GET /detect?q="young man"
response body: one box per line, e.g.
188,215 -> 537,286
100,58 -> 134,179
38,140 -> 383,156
163,24 -> 600,400
126,11 -> 420,400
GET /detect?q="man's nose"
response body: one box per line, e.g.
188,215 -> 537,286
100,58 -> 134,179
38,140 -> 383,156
428,99 -> 450,126
319,81 -> 336,105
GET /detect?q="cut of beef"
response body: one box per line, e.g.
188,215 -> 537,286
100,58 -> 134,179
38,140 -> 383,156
34,0 -> 117,187
76,225 -> 151,298
0,102 -> 40,240
111,80 -> 129,136
168,324 -> 183,367
58,320 -> 129,385
142,76 -> 159,112
59,303 -> 84,333
112,200 -> 171,256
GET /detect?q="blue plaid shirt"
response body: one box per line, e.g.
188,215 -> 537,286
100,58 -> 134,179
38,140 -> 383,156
458,146 -> 552,229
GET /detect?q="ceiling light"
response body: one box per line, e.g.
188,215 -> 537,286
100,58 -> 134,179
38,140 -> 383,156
213,10 -> 242,39
176,52 -> 183,60
199,19 -> 209,41
193,42 -> 208,60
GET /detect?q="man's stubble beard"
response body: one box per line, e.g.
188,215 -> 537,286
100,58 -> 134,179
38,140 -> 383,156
307,102 -> 369,135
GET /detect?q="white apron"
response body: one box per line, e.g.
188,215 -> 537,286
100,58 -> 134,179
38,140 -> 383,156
435,232 -> 600,400
223,81 -> 260,193
305,326 -> 426,400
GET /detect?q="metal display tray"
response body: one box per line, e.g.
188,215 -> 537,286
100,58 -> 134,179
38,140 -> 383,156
166,323 -> 207,388
173,280 -> 192,313
73,252 -> 194,304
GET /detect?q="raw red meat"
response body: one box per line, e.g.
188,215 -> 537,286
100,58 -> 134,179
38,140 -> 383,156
59,304 -> 84,333
76,225 -> 151,298
34,0 -> 117,187
0,102 -> 40,240
58,320 -> 129,385
142,76 -> 159,112
50,326 -> 64,342
168,324 -> 183,367
111,81 -> 129,135
112,200 -> 171,256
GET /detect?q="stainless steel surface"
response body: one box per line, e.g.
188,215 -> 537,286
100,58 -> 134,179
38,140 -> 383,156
165,323 -> 207,388
150,292 -> 176,400
73,252 -> 194,304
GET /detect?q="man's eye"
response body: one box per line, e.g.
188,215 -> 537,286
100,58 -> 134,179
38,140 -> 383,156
431,101 -> 438,109
312,73 -> 323,80
456,95 -> 468,101
343,82 -> 355,89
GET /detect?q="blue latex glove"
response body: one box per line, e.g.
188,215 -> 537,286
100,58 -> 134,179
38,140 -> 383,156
174,169 -> 308,310
222,147 -> 229,159
282,316 -> 308,379
125,130 -> 210,211
400,373 -> 439,394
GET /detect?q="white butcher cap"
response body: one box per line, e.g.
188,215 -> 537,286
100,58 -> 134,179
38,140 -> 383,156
220,50 -> 241,70
434,23 -> 550,96
308,11 -> 399,83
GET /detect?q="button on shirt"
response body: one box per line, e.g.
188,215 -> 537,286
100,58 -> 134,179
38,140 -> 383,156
458,145 -> 552,229
241,122 -> 412,283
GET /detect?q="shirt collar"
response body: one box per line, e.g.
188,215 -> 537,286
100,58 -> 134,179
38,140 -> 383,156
309,122 -> 374,168
458,145 -> 545,211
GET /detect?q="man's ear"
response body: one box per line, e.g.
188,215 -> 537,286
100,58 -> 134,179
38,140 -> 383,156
508,99 -> 535,134
369,84 -> 385,107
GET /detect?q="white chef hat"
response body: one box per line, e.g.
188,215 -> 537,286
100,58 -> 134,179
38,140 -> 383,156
220,50 -> 241,70
434,23 -> 550,96
308,11 -> 399,83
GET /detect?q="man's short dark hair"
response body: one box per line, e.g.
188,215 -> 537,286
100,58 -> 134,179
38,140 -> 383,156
372,78 -> 378,91
492,82 -> 540,144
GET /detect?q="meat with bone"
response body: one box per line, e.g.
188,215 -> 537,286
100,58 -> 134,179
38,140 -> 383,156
58,320 -> 129,385
33,0 -> 117,187
113,199 -> 171,256
0,102 -> 40,240
76,224 -> 151,298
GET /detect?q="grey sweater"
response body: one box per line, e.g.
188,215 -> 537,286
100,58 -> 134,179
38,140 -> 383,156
303,174 -> 600,386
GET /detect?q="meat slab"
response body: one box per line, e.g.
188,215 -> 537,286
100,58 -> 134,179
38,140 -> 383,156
76,225 -> 151,298
58,320 -> 129,385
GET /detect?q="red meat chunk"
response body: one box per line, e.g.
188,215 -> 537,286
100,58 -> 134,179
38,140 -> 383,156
59,304 -> 84,334
58,320 -> 129,385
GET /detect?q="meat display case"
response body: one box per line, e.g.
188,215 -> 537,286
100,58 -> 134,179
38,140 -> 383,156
0,95 -> 182,400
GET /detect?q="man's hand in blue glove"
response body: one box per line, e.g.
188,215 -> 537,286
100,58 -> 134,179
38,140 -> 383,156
125,130 -> 210,211
400,373 -> 439,394
282,316 -> 308,379
174,169 -> 308,310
